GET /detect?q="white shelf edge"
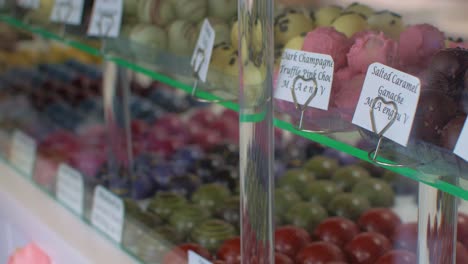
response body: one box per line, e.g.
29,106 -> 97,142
0,160 -> 137,264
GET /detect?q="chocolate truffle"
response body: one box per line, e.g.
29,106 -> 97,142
412,90 -> 458,143
430,49 -> 463,79
440,115 -> 467,150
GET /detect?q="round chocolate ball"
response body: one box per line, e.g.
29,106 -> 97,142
169,205 -> 210,238
285,202 -> 328,232
191,219 -> 237,253
304,156 -> 339,179
275,189 -> 302,225
147,192 -> 187,220
413,90 -> 458,144
192,183 -> 231,214
440,115 -> 467,150
302,180 -> 342,205
328,193 -> 371,221
352,178 -> 395,207
430,49 -> 463,80
331,165 -> 371,191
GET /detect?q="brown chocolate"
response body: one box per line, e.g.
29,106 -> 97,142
412,90 -> 458,144
430,49 -> 462,79
440,115 -> 467,150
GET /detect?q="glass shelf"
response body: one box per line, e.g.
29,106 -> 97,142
0,15 -> 238,111
1,13 -> 468,203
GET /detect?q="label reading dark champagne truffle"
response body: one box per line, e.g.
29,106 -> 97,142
454,117 -> 468,162
91,186 -> 124,243
188,251 -> 212,264
57,164 -> 84,216
275,49 -> 334,110
10,130 -> 37,177
17,0 -> 40,9
191,19 -> 215,82
87,0 -> 123,37
50,0 -> 85,25
352,63 -> 420,146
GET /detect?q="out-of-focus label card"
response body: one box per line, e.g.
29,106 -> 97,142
91,185 -> 124,243
352,63 -> 421,146
50,0 -> 85,25
10,130 -> 37,177
56,164 -> 84,216
188,251 -> 212,264
191,19 -> 215,83
87,0 -> 123,37
274,49 -> 334,110
17,0 -> 40,9
454,117 -> 468,161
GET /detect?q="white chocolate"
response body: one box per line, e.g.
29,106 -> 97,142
345,3 -> 374,18
172,0 -> 207,22
207,0 -> 236,21
167,20 -> 198,55
314,5 -> 342,26
332,13 -> 368,38
274,11 -> 314,45
367,11 -> 404,40
129,24 -> 167,50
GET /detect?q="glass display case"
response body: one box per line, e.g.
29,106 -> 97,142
0,0 -> 467,263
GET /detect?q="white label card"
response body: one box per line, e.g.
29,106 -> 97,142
91,186 -> 124,243
56,164 -> 84,216
50,0 -> 85,25
191,19 -> 215,83
274,49 -> 334,110
352,63 -> 421,146
17,0 -> 40,9
87,0 -> 123,38
188,251 -> 212,264
454,117 -> 468,161
10,130 -> 37,177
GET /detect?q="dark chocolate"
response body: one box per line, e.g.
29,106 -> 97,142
440,115 -> 467,150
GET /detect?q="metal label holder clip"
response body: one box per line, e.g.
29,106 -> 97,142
191,47 -> 232,104
290,75 -> 330,134
367,96 -> 410,168
56,0 -> 73,37
97,11 -> 115,54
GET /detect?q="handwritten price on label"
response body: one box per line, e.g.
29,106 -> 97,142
191,19 -> 215,83
17,0 -> 40,9
274,49 -> 334,111
87,0 -> 123,37
91,186 -> 124,243
352,63 -> 421,147
56,164 -> 84,216
50,0 -> 85,25
10,130 -> 37,177
188,251 -> 212,264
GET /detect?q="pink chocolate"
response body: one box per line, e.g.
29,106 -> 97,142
302,27 -> 351,70
399,24 -> 445,68
347,32 -> 399,73
8,244 -> 51,264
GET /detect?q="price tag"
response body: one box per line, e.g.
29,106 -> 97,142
191,19 -> 215,82
91,185 -> 124,243
10,130 -> 37,177
274,49 -> 334,110
188,251 -> 212,264
352,63 -> 421,146
56,164 -> 84,216
17,0 -> 40,9
50,0 -> 85,25
87,0 -> 123,38
454,117 -> 468,161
